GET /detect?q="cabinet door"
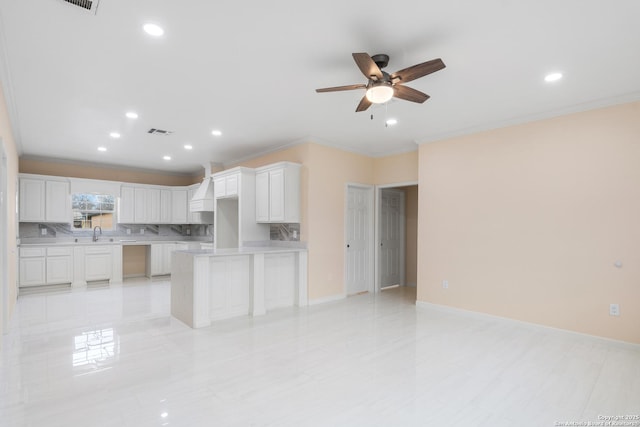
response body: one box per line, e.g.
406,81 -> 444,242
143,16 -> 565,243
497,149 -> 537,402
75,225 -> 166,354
264,253 -> 296,309
134,188 -> 147,223
255,171 -> 269,222
45,180 -> 70,222
19,257 -> 46,286
269,169 -> 285,222
46,256 -> 73,284
85,253 -> 112,281
172,189 -> 188,224
119,186 -> 135,223
160,190 -> 172,223
19,178 -> 45,222
214,178 -> 226,198
148,188 -> 161,223
225,175 -> 239,197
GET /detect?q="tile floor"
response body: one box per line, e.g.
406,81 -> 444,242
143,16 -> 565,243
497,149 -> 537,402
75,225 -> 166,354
1,280 -> 639,427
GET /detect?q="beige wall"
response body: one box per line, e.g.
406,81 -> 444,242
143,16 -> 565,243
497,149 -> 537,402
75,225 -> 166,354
418,101 -> 640,344
404,185 -> 418,286
0,84 -> 20,334
122,246 -> 147,278
373,150 -> 418,184
19,157 -> 199,186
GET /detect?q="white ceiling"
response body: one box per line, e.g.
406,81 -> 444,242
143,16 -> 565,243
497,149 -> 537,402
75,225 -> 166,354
1,0 -> 639,174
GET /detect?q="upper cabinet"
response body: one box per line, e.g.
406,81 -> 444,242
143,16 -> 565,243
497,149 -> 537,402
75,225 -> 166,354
255,162 -> 301,223
19,175 -> 70,223
119,184 -> 212,224
214,171 -> 240,199
212,167 -> 268,248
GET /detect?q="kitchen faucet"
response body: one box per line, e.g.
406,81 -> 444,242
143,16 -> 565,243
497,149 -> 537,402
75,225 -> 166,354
93,225 -> 102,242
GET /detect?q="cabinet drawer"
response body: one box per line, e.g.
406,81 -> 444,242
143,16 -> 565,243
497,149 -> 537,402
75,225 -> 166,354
84,245 -> 112,254
46,247 -> 72,256
20,247 -> 46,257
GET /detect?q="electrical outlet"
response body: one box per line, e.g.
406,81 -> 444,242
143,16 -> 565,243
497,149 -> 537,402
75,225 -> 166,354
41,228 -> 47,235
140,228 -> 145,235
442,279 -> 448,289
609,303 -> 620,316
126,229 -> 131,235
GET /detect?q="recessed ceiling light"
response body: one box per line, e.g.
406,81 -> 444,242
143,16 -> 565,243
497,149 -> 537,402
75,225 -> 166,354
143,23 -> 164,37
98,146 -> 107,152
386,118 -> 398,126
125,111 -> 138,119
109,132 -> 121,139
544,72 -> 563,83
211,130 -> 222,137
163,155 -> 171,160
184,144 -> 193,150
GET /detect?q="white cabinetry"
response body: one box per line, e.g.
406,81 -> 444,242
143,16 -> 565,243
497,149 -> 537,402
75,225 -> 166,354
46,247 -> 73,284
264,253 -> 297,310
213,167 -> 268,248
172,189 -> 188,224
119,186 -> 135,223
255,162 -> 301,223
19,246 -> 73,288
19,175 -> 70,223
214,173 -> 239,199
122,185 -> 185,224
150,243 -> 177,276
160,189 -> 172,223
134,187 -> 148,223
209,255 -> 251,320
84,246 -> 112,282
187,185 -> 214,224
19,248 -> 46,287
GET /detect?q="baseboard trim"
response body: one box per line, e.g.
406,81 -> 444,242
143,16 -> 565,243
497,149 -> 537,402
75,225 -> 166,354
308,293 -> 346,306
415,300 -> 640,348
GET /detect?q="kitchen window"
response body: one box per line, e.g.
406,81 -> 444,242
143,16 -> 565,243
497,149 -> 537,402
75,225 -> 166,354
72,193 -> 116,230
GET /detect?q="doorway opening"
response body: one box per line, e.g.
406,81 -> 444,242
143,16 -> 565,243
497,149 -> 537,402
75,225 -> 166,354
375,183 -> 418,294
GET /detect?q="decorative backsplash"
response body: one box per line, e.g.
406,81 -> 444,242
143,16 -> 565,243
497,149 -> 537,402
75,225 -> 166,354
270,223 -> 300,241
19,222 -> 212,242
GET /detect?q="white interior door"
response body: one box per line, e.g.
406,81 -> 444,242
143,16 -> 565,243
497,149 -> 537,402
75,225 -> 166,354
379,189 -> 405,288
345,185 -> 373,295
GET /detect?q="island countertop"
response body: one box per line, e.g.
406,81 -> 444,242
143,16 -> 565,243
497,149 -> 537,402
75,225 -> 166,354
176,246 -> 307,257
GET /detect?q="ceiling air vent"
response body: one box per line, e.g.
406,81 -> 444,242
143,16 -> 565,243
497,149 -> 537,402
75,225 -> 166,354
148,128 -> 174,136
61,0 -> 100,15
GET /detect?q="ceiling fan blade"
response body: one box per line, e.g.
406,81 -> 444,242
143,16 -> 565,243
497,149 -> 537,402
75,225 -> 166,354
352,53 -> 383,80
390,58 -> 445,84
355,95 -> 372,112
393,85 -> 430,103
316,84 -> 367,93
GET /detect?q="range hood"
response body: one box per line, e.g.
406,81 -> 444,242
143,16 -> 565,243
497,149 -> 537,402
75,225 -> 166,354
190,163 -> 221,212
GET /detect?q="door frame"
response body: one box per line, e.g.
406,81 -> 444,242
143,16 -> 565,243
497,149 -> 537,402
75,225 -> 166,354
374,181 -> 417,293
0,139 -> 8,335
344,183 -> 375,295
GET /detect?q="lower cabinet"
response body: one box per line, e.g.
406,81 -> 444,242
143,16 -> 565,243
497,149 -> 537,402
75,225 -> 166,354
19,247 -> 72,287
264,253 -> 296,310
84,246 -> 113,282
150,243 -> 177,276
209,255 -> 251,320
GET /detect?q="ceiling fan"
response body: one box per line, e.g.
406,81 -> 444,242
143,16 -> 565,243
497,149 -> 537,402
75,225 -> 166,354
316,52 -> 446,112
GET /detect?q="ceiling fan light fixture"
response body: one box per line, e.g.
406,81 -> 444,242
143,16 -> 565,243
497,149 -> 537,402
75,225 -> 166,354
366,82 -> 394,104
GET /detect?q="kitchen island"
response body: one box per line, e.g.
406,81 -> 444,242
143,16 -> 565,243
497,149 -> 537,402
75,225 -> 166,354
170,246 -> 307,328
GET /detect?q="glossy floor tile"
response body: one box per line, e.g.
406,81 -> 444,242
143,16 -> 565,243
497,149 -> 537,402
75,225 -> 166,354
1,281 -> 639,426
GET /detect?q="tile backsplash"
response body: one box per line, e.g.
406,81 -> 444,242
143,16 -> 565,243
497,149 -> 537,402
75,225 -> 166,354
270,223 -> 300,241
19,222 -> 212,242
